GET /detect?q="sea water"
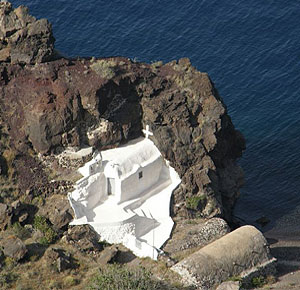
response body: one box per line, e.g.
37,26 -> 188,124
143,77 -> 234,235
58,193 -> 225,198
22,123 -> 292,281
9,0 -> 300,239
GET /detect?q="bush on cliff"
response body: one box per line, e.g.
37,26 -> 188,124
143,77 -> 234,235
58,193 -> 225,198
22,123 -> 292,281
186,195 -> 207,211
90,59 -> 117,79
88,264 -> 162,290
33,215 -> 57,245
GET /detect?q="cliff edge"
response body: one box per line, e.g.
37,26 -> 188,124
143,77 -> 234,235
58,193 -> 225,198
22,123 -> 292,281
0,2 -> 245,222
0,2 -> 250,288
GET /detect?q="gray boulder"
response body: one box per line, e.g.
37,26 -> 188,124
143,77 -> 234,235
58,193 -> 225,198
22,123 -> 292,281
171,225 -> 276,289
217,281 -> 240,290
1,235 -> 27,261
43,247 -> 74,272
97,245 -> 119,265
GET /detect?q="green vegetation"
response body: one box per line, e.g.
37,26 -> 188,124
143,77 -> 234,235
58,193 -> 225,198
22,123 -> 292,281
4,257 -> 17,271
186,195 -> 207,210
226,274 -> 275,289
10,222 -> 31,240
251,276 -> 266,288
248,275 -> 276,288
151,61 -> 163,73
90,59 -> 117,79
98,240 -> 111,249
33,215 -> 57,245
88,264 -> 162,290
227,275 -> 242,283
63,275 -> 79,287
0,272 -> 18,288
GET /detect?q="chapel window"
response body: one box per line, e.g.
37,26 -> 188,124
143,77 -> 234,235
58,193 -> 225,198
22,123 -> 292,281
139,171 -> 143,179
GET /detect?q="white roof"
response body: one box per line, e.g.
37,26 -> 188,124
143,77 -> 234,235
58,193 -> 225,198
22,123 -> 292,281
102,137 -> 161,179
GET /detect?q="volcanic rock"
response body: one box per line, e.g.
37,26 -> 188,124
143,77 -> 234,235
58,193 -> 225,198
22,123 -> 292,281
0,235 -> 27,261
43,247 -> 74,272
38,195 -> 73,230
163,218 -> 230,257
0,2 -> 245,221
97,245 -> 119,265
0,1 -> 55,64
64,224 -> 102,252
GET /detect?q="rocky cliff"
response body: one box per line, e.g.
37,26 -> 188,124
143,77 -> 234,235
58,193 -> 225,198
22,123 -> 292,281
0,1 -> 245,222
0,2 -> 249,288
0,2 -> 54,63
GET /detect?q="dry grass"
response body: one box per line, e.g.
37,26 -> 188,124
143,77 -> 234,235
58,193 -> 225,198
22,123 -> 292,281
90,59 -> 117,79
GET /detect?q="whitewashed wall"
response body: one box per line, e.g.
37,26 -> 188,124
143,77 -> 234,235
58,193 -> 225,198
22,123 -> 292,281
71,172 -> 107,212
120,157 -> 163,203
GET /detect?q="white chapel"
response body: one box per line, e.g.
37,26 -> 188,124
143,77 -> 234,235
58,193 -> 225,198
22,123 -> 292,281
68,126 -> 181,259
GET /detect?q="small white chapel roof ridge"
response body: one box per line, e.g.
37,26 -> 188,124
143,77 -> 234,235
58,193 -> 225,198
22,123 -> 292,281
101,137 -> 161,180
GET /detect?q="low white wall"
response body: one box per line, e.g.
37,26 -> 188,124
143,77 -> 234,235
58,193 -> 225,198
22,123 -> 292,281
92,222 -> 135,244
86,173 -> 107,209
70,172 -> 107,211
123,235 -> 159,260
120,157 -> 163,203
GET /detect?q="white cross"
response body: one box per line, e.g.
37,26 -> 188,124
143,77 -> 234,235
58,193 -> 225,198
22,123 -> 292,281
142,125 -> 153,139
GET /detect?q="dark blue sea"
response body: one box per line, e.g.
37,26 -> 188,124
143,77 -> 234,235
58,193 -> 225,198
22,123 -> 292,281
10,0 -> 300,239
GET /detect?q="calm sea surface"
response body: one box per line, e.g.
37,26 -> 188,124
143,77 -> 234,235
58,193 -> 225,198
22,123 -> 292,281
10,0 -> 300,238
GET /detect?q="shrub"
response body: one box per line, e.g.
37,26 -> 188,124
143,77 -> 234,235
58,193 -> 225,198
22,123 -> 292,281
227,275 -> 242,283
90,59 -> 117,79
186,195 -> 207,210
11,222 -> 31,240
0,272 -> 18,288
33,215 -> 57,245
88,264 -> 162,290
63,275 -> 79,287
4,257 -> 16,270
251,276 -> 266,288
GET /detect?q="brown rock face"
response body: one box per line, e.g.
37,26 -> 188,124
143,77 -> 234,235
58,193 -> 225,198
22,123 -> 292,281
43,247 -> 75,272
0,2 -> 55,64
38,195 -> 73,230
0,4 -> 245,221
64,225 -> 102,252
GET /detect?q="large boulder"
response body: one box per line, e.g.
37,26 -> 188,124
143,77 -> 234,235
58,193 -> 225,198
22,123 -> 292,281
63,224 -> 102,252
97,245 -> 119,265
217,281 -> 240,290
171,226 -> 276,289
43,247 -> 74,272
0,2 -> 55,64
0,235 -> 27,261
38,195 -> 73,230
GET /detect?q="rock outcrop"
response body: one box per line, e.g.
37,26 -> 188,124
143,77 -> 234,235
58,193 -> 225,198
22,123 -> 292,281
63,224 -> 102,252
0,2 -> 245,221
43,247 -> 75,272
38,195 -> 73,230
0,1 -> 55,64
163,218 -> 230,258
